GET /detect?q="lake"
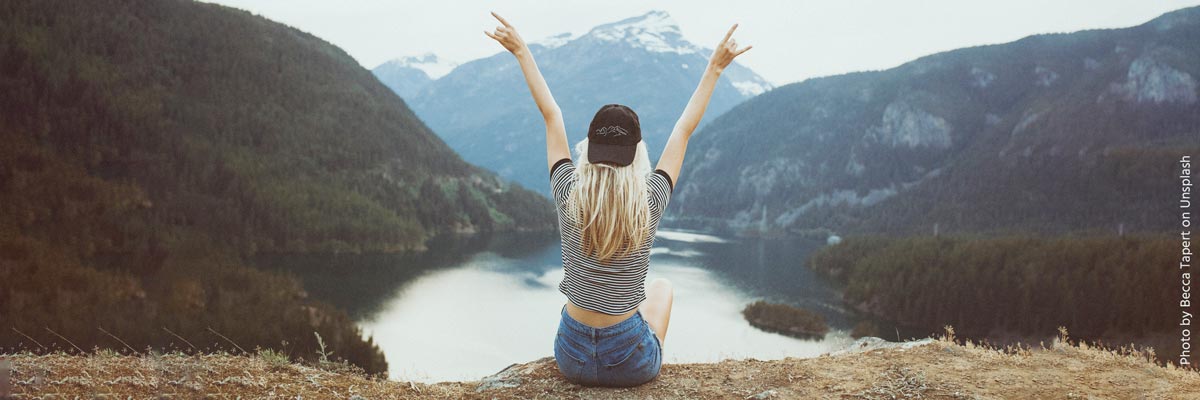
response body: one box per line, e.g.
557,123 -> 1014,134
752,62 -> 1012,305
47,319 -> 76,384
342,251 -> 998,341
254,228 -> 887,383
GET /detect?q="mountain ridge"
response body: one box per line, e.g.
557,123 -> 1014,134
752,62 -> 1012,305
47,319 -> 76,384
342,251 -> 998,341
671,5 -> 1200,237
375,10 -> 773,195
372,53 -> 458,99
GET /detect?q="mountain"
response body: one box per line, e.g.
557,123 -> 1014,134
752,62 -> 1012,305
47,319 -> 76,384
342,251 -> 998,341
372,53 -> 458,99
399,10 -> 773,195
0,0 -> 555,374
672,6 -> 1200,237
1,0 -> 555,254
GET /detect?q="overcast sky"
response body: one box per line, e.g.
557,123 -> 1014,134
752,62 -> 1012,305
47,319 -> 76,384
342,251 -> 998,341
205,0 -> 1199,85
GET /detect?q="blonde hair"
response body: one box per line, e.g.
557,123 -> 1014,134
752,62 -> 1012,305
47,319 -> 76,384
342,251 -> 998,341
565,138 -> 653,263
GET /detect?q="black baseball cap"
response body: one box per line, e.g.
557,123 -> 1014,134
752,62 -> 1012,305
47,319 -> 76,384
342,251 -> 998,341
587,104 -> 641,166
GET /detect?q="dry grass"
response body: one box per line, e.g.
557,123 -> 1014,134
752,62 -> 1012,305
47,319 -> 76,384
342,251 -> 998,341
6,328 -> 1200,399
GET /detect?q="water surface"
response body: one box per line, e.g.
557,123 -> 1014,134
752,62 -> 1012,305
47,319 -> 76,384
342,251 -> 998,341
256,229 -> 871,382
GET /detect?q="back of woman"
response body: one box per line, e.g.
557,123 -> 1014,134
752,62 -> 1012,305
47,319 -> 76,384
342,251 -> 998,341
552,105 -> 674,316
548,106 -> 674,386
485,11 -> 752,387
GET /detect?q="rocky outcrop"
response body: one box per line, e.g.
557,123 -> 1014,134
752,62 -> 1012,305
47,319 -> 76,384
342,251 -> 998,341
831,337 -> 936,355
869,99 -> 953,149
1109,51 -> 1198,104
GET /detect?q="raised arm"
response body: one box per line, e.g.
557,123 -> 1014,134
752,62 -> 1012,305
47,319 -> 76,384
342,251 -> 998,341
484,12 -> 570,173
655,24 -> 752,185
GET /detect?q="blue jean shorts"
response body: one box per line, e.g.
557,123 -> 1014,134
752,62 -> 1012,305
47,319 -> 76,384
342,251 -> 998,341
553,304 -> 663,387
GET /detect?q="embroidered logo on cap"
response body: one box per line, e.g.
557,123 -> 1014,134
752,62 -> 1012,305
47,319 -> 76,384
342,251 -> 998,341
595,126 -> 630,137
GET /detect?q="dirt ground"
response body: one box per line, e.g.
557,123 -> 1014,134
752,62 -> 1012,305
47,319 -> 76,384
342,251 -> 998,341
7,334 -> 1199,399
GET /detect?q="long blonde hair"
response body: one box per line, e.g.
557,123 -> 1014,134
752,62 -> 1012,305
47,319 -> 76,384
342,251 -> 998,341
566,138 -> 653,263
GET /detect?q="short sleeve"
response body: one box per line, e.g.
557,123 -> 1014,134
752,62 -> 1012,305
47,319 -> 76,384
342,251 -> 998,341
550,158 -> 576,208
648,169 -> 674,218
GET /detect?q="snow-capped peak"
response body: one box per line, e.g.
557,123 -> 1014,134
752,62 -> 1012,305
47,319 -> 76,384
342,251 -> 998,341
377,53 -> 458,79
534,32 -> 580,49
583,10 -> 698,54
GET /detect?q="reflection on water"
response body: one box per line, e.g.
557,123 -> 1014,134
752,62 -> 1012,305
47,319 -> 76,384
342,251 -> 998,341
653,230 -> 731,243
252,231 -> 557,319
254,228 -> 867,383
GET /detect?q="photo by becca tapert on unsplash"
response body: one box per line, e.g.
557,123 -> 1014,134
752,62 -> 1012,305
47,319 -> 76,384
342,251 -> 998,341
1180,154 -> 1193,368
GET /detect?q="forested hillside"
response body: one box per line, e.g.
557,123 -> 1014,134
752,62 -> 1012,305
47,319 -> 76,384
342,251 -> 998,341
807,234 -> 1181,362
673,6 -> 1200,237
0,0 -> 554,374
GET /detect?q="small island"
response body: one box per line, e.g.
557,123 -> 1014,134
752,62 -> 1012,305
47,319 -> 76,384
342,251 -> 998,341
742,300 -> 830,339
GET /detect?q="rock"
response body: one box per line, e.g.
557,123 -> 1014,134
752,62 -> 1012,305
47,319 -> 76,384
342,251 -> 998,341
969,67 -> 995,88
870,100 -> 953,149
831,337 -> 937,356
746,389 -> 778,399
1034,66 -> 1059,87
1109,51 -> 1198,104
475,357 -> 551,392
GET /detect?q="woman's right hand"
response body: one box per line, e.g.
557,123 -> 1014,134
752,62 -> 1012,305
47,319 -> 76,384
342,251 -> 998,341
484,11 -> 529,57
708,24 -> 752,72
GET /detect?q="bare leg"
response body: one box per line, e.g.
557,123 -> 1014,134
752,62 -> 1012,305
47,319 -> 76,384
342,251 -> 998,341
639,278 -> 674,346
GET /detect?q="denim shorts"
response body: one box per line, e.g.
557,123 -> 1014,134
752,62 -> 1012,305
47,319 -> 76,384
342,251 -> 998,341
554,304 -> 663,387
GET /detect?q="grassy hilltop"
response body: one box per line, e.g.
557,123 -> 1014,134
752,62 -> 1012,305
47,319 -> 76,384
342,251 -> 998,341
7,330 -> 1197,399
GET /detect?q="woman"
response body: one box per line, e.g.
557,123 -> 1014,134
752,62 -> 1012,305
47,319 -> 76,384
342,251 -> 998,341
485,12 -> 751,387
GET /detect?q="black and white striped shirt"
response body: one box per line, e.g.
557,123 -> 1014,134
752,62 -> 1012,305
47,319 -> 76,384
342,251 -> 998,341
550,157 -> 674,315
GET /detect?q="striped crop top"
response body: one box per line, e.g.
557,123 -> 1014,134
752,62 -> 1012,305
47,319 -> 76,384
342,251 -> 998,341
549,157 -> 674,315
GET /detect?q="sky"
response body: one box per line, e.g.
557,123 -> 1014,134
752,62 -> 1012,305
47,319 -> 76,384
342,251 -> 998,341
204,0 -> 1200,85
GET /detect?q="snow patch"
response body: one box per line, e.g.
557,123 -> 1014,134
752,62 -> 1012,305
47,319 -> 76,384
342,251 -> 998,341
377,53 -> 458,79
535,32 -> 579,49
585,10 -> 699,54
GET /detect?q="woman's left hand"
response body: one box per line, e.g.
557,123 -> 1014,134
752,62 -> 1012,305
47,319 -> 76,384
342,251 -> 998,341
707,24 -> 752,73
484,11 -> 528,56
